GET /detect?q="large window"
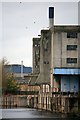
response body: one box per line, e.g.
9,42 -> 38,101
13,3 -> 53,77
67,45 -> 77,50
67,32 -> 77,38
67,58 -> 77,63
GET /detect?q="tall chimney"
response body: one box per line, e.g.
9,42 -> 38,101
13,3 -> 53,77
21,60 -> 24,79
49,7 -> 54,28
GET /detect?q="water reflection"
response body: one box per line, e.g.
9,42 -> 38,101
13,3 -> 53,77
2,108 -> 62,118
1,108 -> 80,119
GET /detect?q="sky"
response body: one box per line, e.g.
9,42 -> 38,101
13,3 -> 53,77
1,1 -> 79,67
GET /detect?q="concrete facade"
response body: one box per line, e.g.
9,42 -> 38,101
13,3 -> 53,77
51,26 -> 80,68
32,38 -> 40,74
32,25 -> 80,113
36,30 -> 51,85
50,26 -> 80,113
32,29 -> 52,111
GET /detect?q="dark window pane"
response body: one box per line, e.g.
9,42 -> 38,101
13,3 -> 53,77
44,61 -> 49,64
44,61 -> 46,64
67,45 -> 77,50
67,58 -> 77,63
67,32 -> 77,38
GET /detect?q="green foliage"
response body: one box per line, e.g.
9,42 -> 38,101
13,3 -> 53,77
2,57 -> 9,93
6,76 -> 20,92
2,57 -> 20,94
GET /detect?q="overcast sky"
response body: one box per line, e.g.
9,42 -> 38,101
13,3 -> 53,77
1,1 -> 79,67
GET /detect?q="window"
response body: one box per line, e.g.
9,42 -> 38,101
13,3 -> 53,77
44,48 -> 48,51
35,44 -> 40,47
43,38 -> 48,51
35,44 -> 37,47
43,85 -> 45,93
67,58 -> 77,63
67,45 -> 77,50
44,61 -> 46,64
67,32 -> 77,38
42,98 -> 44,107
46,85 -> 49,92
44,61 -> 49,64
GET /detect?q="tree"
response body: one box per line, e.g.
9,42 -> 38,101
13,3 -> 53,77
2,57 -> 20,94
2,57 -> 9,93
0,59 -> 2,96
6,76 -> 20,94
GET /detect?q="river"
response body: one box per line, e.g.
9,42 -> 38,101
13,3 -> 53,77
1,108 -> 80,120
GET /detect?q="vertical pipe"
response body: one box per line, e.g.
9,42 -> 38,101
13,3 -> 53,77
50,32 -> 54,94
49,7 -> 54,100
21,60 -> 23,78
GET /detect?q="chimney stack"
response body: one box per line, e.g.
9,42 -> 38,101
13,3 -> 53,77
49,7 -> 54,28
21,60 -> 24,79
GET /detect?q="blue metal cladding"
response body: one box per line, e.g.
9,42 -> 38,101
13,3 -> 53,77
61,76 -> 69,92
61,76 -> 79,92
49,7 -> 54,18
5,65 -> 32,73
54,68 -> 80,75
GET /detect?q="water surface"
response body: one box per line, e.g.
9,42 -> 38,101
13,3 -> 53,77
1,108 -> 80,120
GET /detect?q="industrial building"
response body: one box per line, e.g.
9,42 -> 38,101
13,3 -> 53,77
32,7 -> 80,113
51,25 -> 80,113
5,64 -> 32,77
2,6 -> 80,113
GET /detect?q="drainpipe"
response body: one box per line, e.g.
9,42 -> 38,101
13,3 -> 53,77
49,7 -> 54,112
49,7 -> 54,94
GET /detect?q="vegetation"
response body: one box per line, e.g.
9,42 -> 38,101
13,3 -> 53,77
2,57 -> 20,94
6,76 -> 20,94
2,57 -> 9,93
0,59 -> 2,96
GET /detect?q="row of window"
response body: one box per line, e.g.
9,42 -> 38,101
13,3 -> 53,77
43,58 -> 77,64
34,32 -> 78,51
34,32 -> 78,65
34,44 -> 78,51
67,32 -> 78,62
66,31 -> 78,62
66,32 -> 78,63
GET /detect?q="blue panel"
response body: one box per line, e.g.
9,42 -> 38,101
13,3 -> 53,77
61,76 -> 79,92
6,65 -> 32,73
69,76 -> 79,92
54,68 -> 80,75
61,76 -> 70,92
